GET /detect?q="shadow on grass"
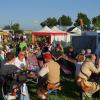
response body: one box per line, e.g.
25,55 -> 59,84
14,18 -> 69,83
27,73 -> 100,100
60,75 -> 80,100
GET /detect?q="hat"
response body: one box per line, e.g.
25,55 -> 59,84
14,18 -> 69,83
43,53 -> 52,59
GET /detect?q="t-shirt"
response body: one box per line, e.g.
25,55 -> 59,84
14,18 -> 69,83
19,41 -> 27,51
14,57 -> 27,69
27,54 -> 38,66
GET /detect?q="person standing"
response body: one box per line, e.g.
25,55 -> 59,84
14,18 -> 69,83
19,37 -> 27,51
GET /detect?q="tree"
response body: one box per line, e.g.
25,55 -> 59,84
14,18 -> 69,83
3,23 -> 23,34
40,20 -> 47,27
40,17 -> 58,27
74,13 -> 91,30
92,15 -> 100,30
47,17 -> 58,27
11,23 -> 23,33
3,25 -> 11,30
58,15 -> 72,30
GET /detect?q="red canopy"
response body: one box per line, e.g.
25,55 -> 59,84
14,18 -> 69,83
32,26 -> 67,36
31,26 -> 68,43
32,31 -> 67,36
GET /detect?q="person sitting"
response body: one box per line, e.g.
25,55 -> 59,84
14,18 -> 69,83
51,46 -> 64,64
14,51 -> 27,70
0,52 -> 19,76
85,49 -> 91,56
63,53 -> 85,77
0,52 -> 19,99
80,49 -> 86,55
36,53 -> 60,100
76,54 -> 100,98
65,46 -> 77,76
19,36 -> 27,51
26,51 -> 39,72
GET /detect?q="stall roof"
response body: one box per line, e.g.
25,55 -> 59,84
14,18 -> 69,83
32,26 -> 67,36
51,26 -> 66,33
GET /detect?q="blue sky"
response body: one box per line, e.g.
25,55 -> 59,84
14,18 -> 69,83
0,0 -> 100,31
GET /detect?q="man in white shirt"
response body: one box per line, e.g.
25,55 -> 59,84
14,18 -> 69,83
14,51 -> 27,70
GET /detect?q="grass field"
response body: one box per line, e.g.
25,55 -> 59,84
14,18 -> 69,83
27,73 -> 100,100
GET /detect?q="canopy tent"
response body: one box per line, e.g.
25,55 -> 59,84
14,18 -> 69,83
51,26 -> 67,43
38,26 -> 53,32
32,26 -> 68,43
67,27 -> 82,36
51,26 -> 66,33
32,26 -> 54,36
65,27 -> 82,44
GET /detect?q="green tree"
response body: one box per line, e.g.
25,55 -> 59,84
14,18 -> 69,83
74,13 -> 91,30
3,25 -> 11,30
40,17 -> 58,27
3,23 -> 23,34
92,15 -> 100,30
40,20 -> 47,27
58,15 -> 72,30
11,23 -> 23,33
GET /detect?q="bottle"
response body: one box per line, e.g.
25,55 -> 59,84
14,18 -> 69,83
22,83 -> 27,95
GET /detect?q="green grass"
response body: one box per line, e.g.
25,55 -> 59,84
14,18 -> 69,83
27,75 -> 100,100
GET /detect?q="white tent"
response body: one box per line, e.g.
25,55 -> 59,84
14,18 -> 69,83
32,26 -> 68,44
67,27 -> 82,36
50,26 -> 67,43
38,26 -> 54,32
70,27 -> 81,34
66,27 -> 82,44
51,26 -> 66,33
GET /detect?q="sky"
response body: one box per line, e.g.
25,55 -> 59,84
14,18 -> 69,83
0,0 -> 100,31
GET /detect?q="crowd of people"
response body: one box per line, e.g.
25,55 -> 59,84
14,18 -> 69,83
0,36 -> 100,100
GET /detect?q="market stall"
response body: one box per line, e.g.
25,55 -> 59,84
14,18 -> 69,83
32,26 -> 67,44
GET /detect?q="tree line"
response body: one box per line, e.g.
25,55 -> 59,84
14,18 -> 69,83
41,12 -> 100,31
3,12 -> 100,33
